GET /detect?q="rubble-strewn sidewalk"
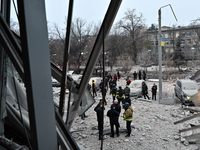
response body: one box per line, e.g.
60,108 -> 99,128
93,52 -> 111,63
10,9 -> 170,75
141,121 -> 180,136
64,78 -> 198,150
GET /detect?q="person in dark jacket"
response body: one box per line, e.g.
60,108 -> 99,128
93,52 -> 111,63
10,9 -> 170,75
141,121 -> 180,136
151,83 -> 157,101
138,70 -> 142,80
110,84 -> 117,101
142,82 -> 150,99
107,73 -> 112,81
113,100 -> 121,127
133,71 -> 137,80
99,80 -> 107,100
122,94 -> 131,108
108,78 -> 113,93
124,85 -> 130,97
94,99 -> 104,112
107,104 -> 119,137
117,71 -> 120,81
96,104 -> 104,140
105,77 -> 109,90
143,70 -> 146,81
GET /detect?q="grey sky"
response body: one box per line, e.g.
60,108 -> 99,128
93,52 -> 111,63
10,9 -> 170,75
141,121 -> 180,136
11,0 -> 200,29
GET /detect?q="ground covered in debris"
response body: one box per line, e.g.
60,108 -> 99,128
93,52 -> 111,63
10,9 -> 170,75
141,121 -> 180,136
67,78 -> 198,150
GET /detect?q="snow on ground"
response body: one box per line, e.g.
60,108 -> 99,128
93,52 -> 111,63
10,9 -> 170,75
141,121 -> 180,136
52,75 -> 199,150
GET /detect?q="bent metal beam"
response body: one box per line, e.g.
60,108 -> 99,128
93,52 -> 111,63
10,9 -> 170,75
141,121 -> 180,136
67,0 -> 122,128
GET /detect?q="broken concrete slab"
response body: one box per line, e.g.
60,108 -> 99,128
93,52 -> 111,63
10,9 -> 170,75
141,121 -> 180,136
159,98 -> 175,105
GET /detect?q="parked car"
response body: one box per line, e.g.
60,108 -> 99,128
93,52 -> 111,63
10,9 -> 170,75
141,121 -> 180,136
52,77 -> 61,87
174,79 -> 199,106
129,80 -> 145,97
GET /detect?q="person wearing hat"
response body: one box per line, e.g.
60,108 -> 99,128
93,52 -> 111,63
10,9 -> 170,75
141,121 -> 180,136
107,104 -> 119,138
113,100 -> 121,127
116,86 -> 124,105
123,102 -> 133,137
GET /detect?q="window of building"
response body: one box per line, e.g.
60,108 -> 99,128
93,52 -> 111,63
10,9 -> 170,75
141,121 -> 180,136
193,31 -> 197,36
151,35 -> 154,39
165,33 -> 169,38
165,41 -> 169,45
187,39 -> 191,45
151,41 -> 154,45
170,40 -> 174,45
155,41 -> 158,45
181,39 -> 185,44
170,32 -> 174,37
176,32 -> 179,38
165,48 -> 169,53
186,32 -> 191,37
181,32 -> 185,37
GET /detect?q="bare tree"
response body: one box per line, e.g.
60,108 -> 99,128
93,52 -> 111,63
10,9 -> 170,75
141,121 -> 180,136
70,17 -> 93,69
117,9 -> 147,64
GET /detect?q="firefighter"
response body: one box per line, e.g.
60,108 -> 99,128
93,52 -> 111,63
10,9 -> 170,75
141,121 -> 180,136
110,84 -> 117,101
116,86 -> 124,105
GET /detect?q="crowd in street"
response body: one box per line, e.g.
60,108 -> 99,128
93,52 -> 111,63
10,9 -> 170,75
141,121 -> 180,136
89,70 -> 157,140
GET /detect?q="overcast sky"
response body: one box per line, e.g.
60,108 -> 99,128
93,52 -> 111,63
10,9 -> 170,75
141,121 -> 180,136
11,0 -> 200,29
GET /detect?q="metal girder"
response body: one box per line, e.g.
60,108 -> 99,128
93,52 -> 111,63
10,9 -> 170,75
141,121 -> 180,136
55,110 -> 79,150
0,0 -> 11,137
51,62 -> 78,94
59,0 -> 74,116
67,0 -> 122,128
179,125 -> 200,133
174,113 -> 200,125
185,133 -> 200,141
0,13 -> 24,80
17,0 -> 57,149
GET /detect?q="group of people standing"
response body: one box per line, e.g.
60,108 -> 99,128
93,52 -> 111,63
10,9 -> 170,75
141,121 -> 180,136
91,71 -> 158,140
94,80 -> 133,140
133,70 -> 146,81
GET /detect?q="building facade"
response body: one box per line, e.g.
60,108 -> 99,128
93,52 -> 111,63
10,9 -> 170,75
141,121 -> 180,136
146,25 -> 200,60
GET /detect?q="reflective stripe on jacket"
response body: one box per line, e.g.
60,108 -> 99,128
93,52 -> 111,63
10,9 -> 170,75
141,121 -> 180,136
124,106 -> 133,121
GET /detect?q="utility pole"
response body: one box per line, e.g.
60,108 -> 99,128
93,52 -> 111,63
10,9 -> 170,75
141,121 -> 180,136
158,9 -> 162,103
158,4 -> 177,103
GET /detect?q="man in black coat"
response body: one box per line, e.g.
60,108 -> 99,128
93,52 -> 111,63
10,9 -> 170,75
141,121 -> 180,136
107,104 -> 119,137
142,82 -> 150,99
143,70 -> 146,81
138,70 -> 142,80
133,71 -> 137,80
113,100 -> 121,127
96,104 -> 103,140
122,94 -> 131,108
151,83 -> 157,101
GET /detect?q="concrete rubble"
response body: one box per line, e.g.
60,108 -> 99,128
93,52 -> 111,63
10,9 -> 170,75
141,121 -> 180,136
52,74 -> 200,150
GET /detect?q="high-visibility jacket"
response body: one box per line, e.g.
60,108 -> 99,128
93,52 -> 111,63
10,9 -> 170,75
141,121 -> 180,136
124,106 -> 133,121
116,89 -> 124,98
126,79 -> 131,85
110,87 -> 117,96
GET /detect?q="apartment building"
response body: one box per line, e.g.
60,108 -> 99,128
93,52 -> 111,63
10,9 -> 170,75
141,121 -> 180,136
146,25 -> 200,60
